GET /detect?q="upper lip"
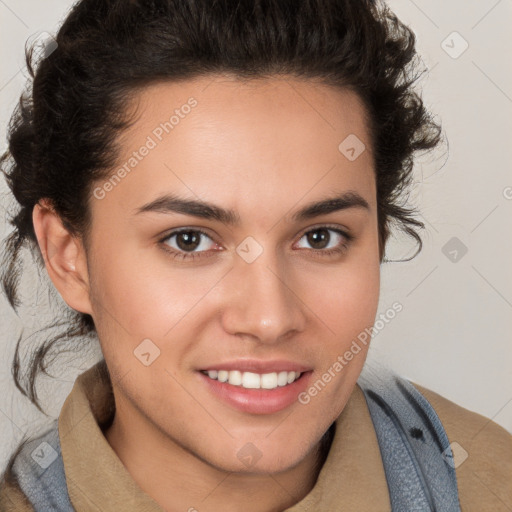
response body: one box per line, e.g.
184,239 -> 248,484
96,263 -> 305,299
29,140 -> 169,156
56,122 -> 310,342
200,359 -> 312,373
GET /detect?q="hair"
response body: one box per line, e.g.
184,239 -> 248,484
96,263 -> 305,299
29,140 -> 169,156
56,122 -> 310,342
1,0 -> 442,414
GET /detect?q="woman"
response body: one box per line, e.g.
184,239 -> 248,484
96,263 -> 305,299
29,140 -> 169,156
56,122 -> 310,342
0,0 -> 510,511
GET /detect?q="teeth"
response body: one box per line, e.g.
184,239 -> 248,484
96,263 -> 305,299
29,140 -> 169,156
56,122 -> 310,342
228,370 -> 242,386
203,370 -> 302,389
242,372 -> 260,389
261,372 -> 278,389
277,371 -> 288,387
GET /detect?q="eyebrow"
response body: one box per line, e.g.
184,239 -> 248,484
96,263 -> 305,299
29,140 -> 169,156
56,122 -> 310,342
133,190 -> 370,224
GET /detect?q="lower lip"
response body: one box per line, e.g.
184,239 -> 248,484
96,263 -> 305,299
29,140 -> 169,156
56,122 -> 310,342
198,371 -> 313,415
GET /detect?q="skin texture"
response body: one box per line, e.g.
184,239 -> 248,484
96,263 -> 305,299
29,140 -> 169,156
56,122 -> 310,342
33,74 -> 381,512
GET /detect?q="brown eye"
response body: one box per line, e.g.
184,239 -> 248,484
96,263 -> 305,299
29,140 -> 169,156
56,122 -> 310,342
162,229 -> 217,254
295,226 -> 353,257
306,228 -> 331,249
175,231 -> 201,251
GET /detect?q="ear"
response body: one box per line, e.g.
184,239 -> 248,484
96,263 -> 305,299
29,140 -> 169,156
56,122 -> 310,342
32,199 -> 93,315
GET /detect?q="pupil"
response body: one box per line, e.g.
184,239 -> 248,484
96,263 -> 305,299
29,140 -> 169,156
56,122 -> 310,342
308,229 -> 329,249
177,231 -> 200,251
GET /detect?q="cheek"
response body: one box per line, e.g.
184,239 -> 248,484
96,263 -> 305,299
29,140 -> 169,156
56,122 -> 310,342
88,238 -> 227,338
294,262 -> 379,428
298,255 -> 380,343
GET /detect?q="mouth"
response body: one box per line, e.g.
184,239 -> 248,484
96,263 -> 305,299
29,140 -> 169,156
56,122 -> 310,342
197,365 -> 313,415
200,369 -> 303,390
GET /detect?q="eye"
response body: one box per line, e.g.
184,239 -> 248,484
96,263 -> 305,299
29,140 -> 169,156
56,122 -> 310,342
294,226 -> 353,256
159,228 -> 220,260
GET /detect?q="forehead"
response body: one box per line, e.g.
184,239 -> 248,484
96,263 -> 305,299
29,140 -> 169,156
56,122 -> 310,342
95,74 -> 375,218
125,74 -> 372,152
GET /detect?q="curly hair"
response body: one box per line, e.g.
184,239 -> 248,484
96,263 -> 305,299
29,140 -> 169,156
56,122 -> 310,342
0,0 -> 442,413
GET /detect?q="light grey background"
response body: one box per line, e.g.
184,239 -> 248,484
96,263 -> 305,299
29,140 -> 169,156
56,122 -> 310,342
1,0 -> 511,471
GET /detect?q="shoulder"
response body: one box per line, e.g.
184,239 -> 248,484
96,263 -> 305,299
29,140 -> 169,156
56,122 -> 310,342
0,419 -> 69,512
0,479 -> 34,512
0,447 -> 35,512
413,383 -> 512,511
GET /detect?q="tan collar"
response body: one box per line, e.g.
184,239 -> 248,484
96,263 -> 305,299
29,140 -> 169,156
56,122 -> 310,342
58,360 -> 390,511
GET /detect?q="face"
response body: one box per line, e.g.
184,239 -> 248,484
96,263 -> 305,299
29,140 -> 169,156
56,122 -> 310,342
82,75 -> 380,474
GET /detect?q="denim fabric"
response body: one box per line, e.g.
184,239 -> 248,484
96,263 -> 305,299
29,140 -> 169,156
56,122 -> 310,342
12,418 -> 75,511
358,365 -> 461,512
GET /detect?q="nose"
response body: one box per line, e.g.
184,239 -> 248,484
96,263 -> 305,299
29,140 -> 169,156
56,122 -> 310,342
220,250 -> 307,345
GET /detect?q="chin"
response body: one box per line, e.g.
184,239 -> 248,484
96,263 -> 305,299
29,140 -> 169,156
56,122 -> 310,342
199,433 -> 319,476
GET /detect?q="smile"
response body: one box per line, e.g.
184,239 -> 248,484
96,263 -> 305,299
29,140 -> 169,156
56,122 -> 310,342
201,370 -> 302,390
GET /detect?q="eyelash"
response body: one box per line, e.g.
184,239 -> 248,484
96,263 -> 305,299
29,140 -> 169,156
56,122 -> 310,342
158,225 -> 354,262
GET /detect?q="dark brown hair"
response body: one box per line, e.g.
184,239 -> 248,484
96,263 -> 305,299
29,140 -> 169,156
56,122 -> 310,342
1,0 -> 442,413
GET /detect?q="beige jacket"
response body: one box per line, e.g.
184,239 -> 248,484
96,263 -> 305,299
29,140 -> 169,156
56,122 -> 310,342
1,361 -> 511,511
